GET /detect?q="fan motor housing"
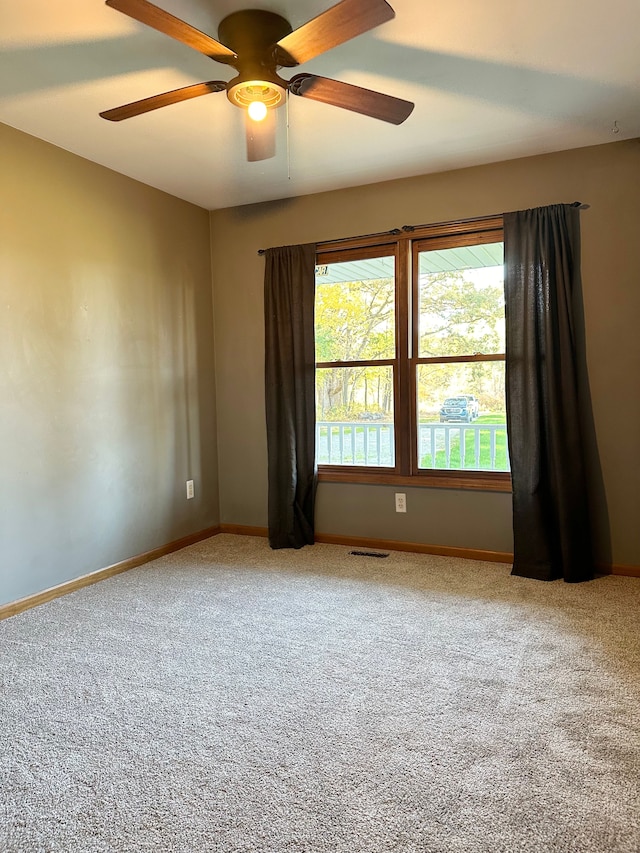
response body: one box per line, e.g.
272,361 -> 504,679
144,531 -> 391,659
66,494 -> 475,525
219,10 -> 292,111
217,10 -> 292,54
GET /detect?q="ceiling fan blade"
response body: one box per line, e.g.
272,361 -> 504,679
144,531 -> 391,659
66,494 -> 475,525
275,0 -> 394,66
100,81 -> 227,121
105,0 -> 237,63
245,111 -> 277,162
289,73 -> 413,125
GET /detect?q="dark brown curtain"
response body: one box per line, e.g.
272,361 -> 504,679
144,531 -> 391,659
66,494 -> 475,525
504,204 -> 594,582
264,243 -> 317,549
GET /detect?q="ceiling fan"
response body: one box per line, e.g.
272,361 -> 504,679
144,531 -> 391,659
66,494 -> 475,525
100,0 -> 414,161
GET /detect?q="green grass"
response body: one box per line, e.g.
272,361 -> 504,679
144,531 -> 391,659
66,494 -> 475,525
475,414 -> 506,424
419,416 -> 509,470
419,413 -> 506,424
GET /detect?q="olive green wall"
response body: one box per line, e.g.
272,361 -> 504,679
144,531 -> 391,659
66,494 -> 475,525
210,140 -> 640,566
0,122 -> 219,606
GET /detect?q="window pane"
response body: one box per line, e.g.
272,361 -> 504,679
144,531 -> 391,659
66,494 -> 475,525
315,256 -> 395,362
416,362 -> 509,472
316,366 -> 394,467
417,243 -> 505,358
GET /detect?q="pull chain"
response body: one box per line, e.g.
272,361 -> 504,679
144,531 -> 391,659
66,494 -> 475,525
286,90 -> 291,181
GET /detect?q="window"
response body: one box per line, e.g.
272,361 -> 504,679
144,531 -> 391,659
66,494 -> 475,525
314,217 -> 510,490
315,247 -> 398,468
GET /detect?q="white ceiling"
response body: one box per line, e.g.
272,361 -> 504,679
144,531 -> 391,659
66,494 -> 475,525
1,0 -> 639,211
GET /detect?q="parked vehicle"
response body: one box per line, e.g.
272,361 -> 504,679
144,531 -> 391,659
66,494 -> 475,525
439,395 -> 480,422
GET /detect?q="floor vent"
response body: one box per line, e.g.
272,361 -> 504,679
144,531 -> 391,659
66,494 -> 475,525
349,550 -> 390,558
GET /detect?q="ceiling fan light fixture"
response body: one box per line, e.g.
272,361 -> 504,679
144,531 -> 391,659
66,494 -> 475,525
227,79 -> 286,111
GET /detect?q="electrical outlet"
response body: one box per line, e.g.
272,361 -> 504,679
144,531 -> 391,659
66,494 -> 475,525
186,480 -> 194,500
395,492 -> 406,513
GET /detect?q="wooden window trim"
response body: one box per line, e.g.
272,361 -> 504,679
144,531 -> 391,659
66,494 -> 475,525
316,217 -> 504,255
415,354 -> 505,365
318,469 -> 512,492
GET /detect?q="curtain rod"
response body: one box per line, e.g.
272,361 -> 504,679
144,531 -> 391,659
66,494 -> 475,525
256,202 -> 586,255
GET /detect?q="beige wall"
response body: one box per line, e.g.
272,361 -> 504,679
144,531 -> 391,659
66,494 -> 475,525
0,123 -> 219,606
2,127 -> 637,607
210,140 -> 640,566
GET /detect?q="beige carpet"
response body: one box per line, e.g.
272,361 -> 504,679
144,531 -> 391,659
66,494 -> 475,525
1,534 -> 639,852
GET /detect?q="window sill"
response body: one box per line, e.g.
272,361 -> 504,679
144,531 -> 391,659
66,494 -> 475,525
318,468 -> 512,492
